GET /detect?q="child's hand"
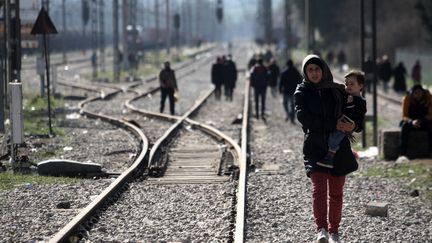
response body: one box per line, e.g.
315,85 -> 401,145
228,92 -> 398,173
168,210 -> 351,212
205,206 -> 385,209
347,95 -> 353,103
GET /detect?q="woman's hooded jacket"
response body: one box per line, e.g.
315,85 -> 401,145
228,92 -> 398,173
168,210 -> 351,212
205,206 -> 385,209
294,55 -> 358,177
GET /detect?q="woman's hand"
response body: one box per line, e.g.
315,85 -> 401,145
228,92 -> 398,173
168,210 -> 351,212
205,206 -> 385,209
337,119 -> 355,132
412,119 -> 421,128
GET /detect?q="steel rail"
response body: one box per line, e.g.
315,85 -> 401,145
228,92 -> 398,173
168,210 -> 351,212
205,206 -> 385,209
146,88 -> 214,170
234,75 -> 250,243
49,48 -> 216,242
50,87 -> 148,243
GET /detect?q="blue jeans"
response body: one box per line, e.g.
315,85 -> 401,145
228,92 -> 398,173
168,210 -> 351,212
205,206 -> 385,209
254,87 -> 267,118
283,93 -> 295,121
382,80 -> 389,93
328,130 -> 346,152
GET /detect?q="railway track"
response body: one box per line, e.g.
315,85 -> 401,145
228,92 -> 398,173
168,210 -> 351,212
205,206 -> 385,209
48,46 -> 249,242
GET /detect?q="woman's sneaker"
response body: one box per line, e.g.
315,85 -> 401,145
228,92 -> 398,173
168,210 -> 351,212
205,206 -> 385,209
329,233 -> 340,243
317,228 -> 329,243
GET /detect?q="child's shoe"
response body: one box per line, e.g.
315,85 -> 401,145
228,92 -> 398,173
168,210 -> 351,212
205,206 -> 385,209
317,151 -> 335,168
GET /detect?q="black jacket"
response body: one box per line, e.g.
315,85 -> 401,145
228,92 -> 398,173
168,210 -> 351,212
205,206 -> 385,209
211,63 -> 224,86
344,95 -> 367,133
268,63 -> 280,87
250,65 -> 269,89
295,81 -> 358,177
224,60 -> 237,88
279,66 -> 302,95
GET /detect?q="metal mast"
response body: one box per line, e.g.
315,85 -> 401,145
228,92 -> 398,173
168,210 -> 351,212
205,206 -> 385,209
263,0 -> 272,44
91,0 -> 98,78
113,0 -> 120,82
99,0 -> 105,72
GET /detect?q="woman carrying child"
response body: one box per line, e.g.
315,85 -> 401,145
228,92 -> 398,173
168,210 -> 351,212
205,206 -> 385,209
294,54 -> 359,243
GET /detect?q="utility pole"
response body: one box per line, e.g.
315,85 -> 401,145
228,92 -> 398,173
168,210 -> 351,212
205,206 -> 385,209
122,0 -> 129,70
40,0 -> 50,96
166,0 -> 170,56
1,0 -> 12,133
195,0 -> 199,44
187,1 -> 192,45
155,0 -> 159,65
305,0 -> 310,52
11,0 -> 21,81
62,0 -> 67,64
113,0 -> 120,82
181,1 -> 186,45
263,0 -> 272,45
372,0 -> 378,146
360,0 -> 366,147
174,13 -> 180,51
99,0 -> 105,72
91,0 -> 98,78
129,0 -> 137,55
284,0 -> 291,58
129,0 -> 137,77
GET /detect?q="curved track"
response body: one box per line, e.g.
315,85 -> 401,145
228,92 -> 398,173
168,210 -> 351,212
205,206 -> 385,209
49,46 -> 250,242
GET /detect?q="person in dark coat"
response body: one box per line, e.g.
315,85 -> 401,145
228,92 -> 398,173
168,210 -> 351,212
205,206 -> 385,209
279,59 -> 302,122
159,61 -> 178,115
399,84 -> 432,157
379,55 -> 392,93
411,60 -> 421,84
224,54 -> 237,101
325,50 -> 334,65
211,57 -> 224,100
363,56 -> 374,93
393,62 -> 407,93
250,59 -> 269,120
248,54 -> 258,71
268,58 -> 280,98
317,70 -> 367,169
337,50 -> 346,72
294,54 -> 358,243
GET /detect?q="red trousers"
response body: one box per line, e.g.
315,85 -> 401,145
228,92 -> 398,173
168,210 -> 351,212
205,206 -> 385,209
310,172 -> 346,234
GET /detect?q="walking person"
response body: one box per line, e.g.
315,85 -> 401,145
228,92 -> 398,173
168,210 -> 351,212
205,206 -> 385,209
250,58 -> 269,120
379,55 -> 392,93
325,50 -> 334,66
159,61 -> 178,115
393,62 -> 407,93
337,50 -> 346,72
224,54 -> 237,101
211,57 -> 224,100
363,56 -> 374,93
268,58 -> 280,98
411,60 -> 421,84
279,59 -> 302,123
294,55 -> 359,243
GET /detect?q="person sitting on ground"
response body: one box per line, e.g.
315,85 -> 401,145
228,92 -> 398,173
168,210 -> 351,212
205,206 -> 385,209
318,70 -> 367,169
399,84 -> 432,157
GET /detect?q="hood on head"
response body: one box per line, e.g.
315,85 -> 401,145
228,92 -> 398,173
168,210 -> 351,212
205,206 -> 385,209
301,54 -> 333,83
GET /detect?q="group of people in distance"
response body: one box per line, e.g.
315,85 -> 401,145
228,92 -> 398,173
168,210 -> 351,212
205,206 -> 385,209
362,55 -> 423,94
248,54 -> 303,123
157,51 -> 432,243
211,55 -> 238,101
